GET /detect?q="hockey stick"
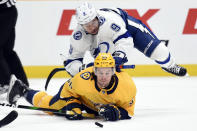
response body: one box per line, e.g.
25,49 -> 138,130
0,110 -> 18,128
0,102 -> 95,119
119,65 -> 135,69
44,67 -> 65,91
44,64 -> 135,91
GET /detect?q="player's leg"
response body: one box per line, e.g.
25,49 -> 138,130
0,49 -> 12,95
129,21 -> 187,76
7,75 -> 67,111
4,48 -> 29,86
0,57 -> 10,95
150,42 -> 187,76
0,7 -> 14,94
3,6 -> 29,86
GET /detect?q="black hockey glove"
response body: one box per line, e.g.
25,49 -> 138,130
65,103 -> 83,120
98,104 -> 121,121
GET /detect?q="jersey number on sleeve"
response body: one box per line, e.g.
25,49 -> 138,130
111,23 -> 121,32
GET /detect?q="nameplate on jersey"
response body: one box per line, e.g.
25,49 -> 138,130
73,31 -> 82,40
80,72 -> 91,80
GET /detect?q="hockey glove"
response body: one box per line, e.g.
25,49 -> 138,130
65,103 -> 83,120
112,51 -> 128,72
98,104 -> 121,121
113,57 -> 128,72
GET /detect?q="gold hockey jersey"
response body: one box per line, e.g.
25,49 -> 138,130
61,67 -> 136,116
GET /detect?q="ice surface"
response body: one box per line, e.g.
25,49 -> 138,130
0,77 -> 197,131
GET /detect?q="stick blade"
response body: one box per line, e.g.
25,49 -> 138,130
0,110 -> 18,128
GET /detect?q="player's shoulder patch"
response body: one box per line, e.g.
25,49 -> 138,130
98,16 -> 105,26
73,31 -> 82,40
80,71 -> 91,80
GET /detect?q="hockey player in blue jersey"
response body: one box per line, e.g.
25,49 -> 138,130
64,2 -> 187,77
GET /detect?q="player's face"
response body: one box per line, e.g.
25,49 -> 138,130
95,67 -> 114,88
82,18 -> 99,35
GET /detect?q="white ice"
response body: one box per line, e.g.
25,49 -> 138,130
0,77 -> 197,131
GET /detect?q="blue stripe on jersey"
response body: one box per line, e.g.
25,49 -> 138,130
102,8 -> 161,57
100,8 -> 128,24
49,83 -> 65,106
61,103 -> 81,111
113,31 -> 132,44
155,53 -> 171,64
25,90 -> 40,105
98,42 -> 110,53
125,12 -> 161,57
100,8 -> 132,45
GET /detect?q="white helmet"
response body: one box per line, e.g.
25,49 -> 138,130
76,2 -> 97,25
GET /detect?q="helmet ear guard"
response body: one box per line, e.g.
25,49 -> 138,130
76,2 -> 98,25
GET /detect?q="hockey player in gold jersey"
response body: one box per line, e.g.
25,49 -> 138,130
7,53 -> 137,121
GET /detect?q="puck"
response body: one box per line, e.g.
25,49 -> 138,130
95,122 -> 103,128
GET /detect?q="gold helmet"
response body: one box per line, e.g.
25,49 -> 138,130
94,53 -> 115,67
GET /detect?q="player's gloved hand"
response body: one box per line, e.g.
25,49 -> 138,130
79,62 -> 94,72
112,51 -> 128,72
98,104 -> 121,121
113,57 -> 128,72
65,107 -> 83,120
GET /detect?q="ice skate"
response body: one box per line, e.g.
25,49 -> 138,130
162,64 -> 187,76
7,75 -> 28,104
